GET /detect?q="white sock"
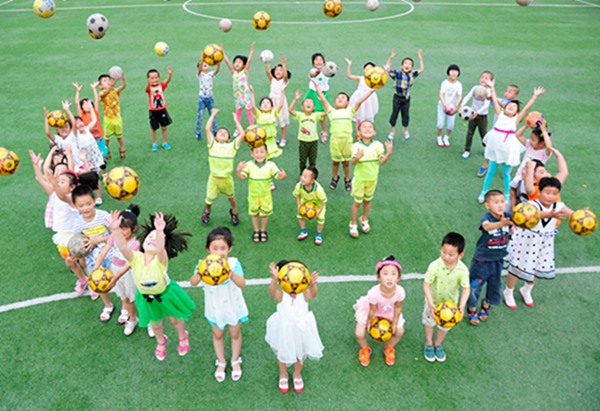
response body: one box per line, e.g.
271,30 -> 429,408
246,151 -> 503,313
505,286 -> 514,293
523,283 -> 534,293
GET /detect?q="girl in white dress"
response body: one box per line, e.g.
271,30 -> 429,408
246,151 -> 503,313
265,56 -> 291,147
266,261 -> 323,394
346,58 -> 379,128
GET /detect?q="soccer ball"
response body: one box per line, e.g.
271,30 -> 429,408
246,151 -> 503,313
154,41 -> 169,57
458,106 -> 474,121
109,66 -> 123,80
369,317 -> 393,342
104,166 -> 140,201
473,85 -> 488,101
444,105 -> 457,116
244,125 -> 267,148
278,261 -> 311,295
433,301 -> 462,328
0,148 -> 20,176
33,0 -> 55,18
516,0 -> 534,6
366,0 -> 380,11
197,254 -> 230,286
202,44 -> 224,66
322,61 -> 338,78
364,66 -> 387,90
88,267 -> 114,293
299,201 -> 318,220
323,0 -> 343,17
252,11 -> 271,30
219,18 -> 232,32
512,202 -> 541,229
260,49 -> 274,64
47,110 -> 68,128
67,233 -> 90,258
525,111 -> 544,128
87,13 -> 109,40
569,209 -> 597,236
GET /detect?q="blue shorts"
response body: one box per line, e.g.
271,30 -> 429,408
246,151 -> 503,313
467,259 -> 503,308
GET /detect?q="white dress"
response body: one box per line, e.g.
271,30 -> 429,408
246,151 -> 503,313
265,292 -> 324,366
483,113 -> 524,166
349,76 -> 378,123
269,78 -> 289,128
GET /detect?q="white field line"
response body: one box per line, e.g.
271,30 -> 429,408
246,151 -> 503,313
574,0 -> 600,7
1,266 -> 598,314
0,0 -> 14,7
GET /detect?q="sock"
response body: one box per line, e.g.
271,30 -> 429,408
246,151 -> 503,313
505,286 -> 514,293
523,283 -> 534,293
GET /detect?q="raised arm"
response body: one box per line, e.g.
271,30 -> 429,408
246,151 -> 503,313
552,147 -> 568,185
249,84 -> 259,115
383,49 -> 396,72
517,86 -> 546,124
244,41 -> 256,74
86,101 -> 98,130
222,47 -> 235,73
206,108 -> 218,144
213,62 -> 221,76
538,119 -> 553,154
288,90 -> 301,116
304,272 -> 319,300
523,161 -> 537,196
164,67 -> 173,86
344,58 -> 360,81
109,211 -> 134,262
484,78 -> 501,116
380,140 -> 393,165
115,75 -> 127,93
280,56 -> 289,82
90,81 -> 100,109
417,48 -> 424,74
232,113 -> 245,146
29,150 -> 53,195
73,83 -> 83,116
311,80 -> 330,112
43,107 -> 55,142
353,89 -> 376,112
264,61 -> 273,81
268,262 -> 284,302
515,125 -> 528,146
62,100 -> 76,130
153,212 -> 168,267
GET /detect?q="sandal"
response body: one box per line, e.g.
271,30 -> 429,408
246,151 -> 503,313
119,147 -> 126,160
349,223 -> 359,238
231,357 -> 243,381
358,216 -> 371,233
383,345 -> 396,366
278,377 -> 289,393
320,131 -> 328,144
261,231 -> 268,243
478,304 -> 490,321
100,305 -> 114,323
329,176 -> 340,190
293,377 -> 304,393
344,179 -> 352,191
252,231 -> 261,243
468,308 -> 480,325
155,335 -> 168,361
229,209 -> 239,226
214,360 -> 226,383
178,330 -> 190,356
105,149 -> 112,161
201,210 -> 210,225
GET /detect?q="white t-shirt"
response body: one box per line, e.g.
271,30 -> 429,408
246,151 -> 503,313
54,131 -> 83,169
51,192 -> 78,233
439,79 -> 463,106
463,85 -> 491,115
198,72 -> 215,98
308,71 -> 330,92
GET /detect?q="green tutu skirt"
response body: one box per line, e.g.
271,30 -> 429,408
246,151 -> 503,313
305,89 -> 329,113
136,281 -> 196,327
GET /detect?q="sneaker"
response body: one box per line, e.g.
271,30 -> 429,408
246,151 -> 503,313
201,210 -> 210,225
387,132 -> 394,141
519,286 -> 534,307
89,290 -> 99,301
436,136 -> 444,147
478,194 -> 485,204
151,144 -> 159,152
477,166 -> 488,177
275,138 -> 280,144
118,309 -> 130,325
468,308 -> 480,325
423,344 -> 435,362
461,151 -> 470,159
297,229 -> 308,241
75,279 -> 87,295
270,181 -> 276,191
443,136 -> 450,147
95,198 -> 103,206
404,133 -> 410,141
124,318 -> 138,336
503,288 -> 517,310
314,232 -> 323,246
163,142 -> 171,150
383,345 -> 396,366
196,132 -> 202,141
358,347 -> 372,367
148,327 -> 156,338
229,209 -> 239,226
434,345 -> 446,362
279,139 -> 287,147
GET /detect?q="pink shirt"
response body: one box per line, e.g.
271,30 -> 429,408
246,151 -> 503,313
108,235 -> 140,268
366,284 -> 406,319
516,140 -> 552,178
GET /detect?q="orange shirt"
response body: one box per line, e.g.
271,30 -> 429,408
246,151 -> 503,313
80,107 -> 103,139
100,89 -> 121,118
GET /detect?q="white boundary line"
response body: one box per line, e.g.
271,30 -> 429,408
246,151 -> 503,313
0,0 -> 14,7
1,266 -> 598,314
574,0 -> 600,7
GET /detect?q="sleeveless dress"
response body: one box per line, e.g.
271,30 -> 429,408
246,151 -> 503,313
232,70 -> 252,110
265,292 -> 324,366
483,113 -> 524,166
349,76 -> 379,123
269,78 -> 289,127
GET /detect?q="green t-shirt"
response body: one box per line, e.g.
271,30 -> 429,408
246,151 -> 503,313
352,140 -> 384,181
208,140 -> 239,178
327,107 -> 355,139
241,160 -> 280,197
256,109 -> 279,139
424,257 -> 470,305
292,181 -> 327,207
292,111 -> 325,142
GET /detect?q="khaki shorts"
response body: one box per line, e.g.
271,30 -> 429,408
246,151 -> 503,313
248,194 -> 273,216
330,136 -> 352,162
351,179 -> 377,203
422,300 -> 452,331
205,175 -> 235,204
103,115 -> 123,139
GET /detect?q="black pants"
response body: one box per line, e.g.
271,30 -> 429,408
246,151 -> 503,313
299,140 -> 318,174
389,94 -> 411,128
464,115 -> 488,152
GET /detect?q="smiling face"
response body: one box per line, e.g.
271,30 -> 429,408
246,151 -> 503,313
479,72 -> 493,85
274,66 -> 284,79
207,238 -> 232,259
300,168 -> 315,186
334,93 -> 349,108
485,194 -> 506,218
504,86 -> 519,100
504,101 -> 519,117
74,193 -> 96,221
251,144 -> 267,163
143,230 -> 158,253
529,132 -> 544,150
260,98 -> 273,112
76,118 -> 86,132
539,186 -> 560,208
302,98 -> 315,113
358,121 -> 376,141
147,72 -> 160,86
215,128 -> 230,142
56,174 -> 75,196
56,123 -> 71,138
99,76 -> 112,90
313,55 -> 324,69
401,58 -> 413,73
233,57 -> 245,71
378,265 -> 400,290
448,69 -> 460,81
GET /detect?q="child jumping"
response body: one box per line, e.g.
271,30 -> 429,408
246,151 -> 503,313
146,67 -> 174,151
223,42 -> 256,127
195,58 -> 220,140
250,85 -> 284,161
294,166 -> 328,245
288,90 -> 325,174
304,52 -> 330,142
265,56 -> 291,147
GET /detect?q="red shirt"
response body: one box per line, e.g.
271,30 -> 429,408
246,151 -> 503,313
146,82 -> 168,111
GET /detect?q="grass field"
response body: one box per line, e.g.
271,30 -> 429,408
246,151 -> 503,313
1,0 -> 599,409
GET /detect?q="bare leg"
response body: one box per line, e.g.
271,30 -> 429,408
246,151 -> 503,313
362,200 -> 372,221
260,216 -> 269,232
355,323 -> 369,349
350,201 -> 361,226
150,129 -> 158,145
332,161 -> 340,180
100,292 -> 112,308
211,326 -> 227,370
251,215 -> 259,232
227,197 -> 238,215
387,327 -> 405,348
292,361 -> 303,380
161,126 -> 168,144
342,161 -> 350,181
229,323 -> 243,374
433,328 -> 449,346
424,325 -> 435,345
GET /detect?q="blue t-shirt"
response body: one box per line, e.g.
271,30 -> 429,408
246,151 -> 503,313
472,212 -> 511,261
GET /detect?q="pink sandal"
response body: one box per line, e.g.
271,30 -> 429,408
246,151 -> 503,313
178,331 -> 190,356
155,335 -> 168,361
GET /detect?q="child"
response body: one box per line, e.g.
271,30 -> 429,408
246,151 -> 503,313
478,79 -> 546,203
466,190 -> 512,325
265,56 -> 291,147
345,58 -> 379,127
63,101 -> 104,175
266,261 -> 322,393
288,90 -> 325,174
201,109 -> 245,226
250,85 -> 284,160
522,147 -> 568,202
190,227 -> 248,382
436,64 -> 462,147
43,105 -> 78,167
146,67 -> 174,151
423,232 -> 470,363
304,52 -> 330,142
195,58 -> 220,140
293,167 -> 327,245
95,205 -> 141,336
503,178 -> 573,308
384,48 -> 424,140
349,121 -> 393,238
312,80 -> 375,192
236,144 -> 287,243
459,71 -> 493,159
353,256 -> 405,367
223,42 -> 256,127
97,72 -> 126,160
489,84 -> 520,130
109,210 -> 195,360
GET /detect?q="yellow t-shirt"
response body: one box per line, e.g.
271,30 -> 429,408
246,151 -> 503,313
100,89 -> 121,118
208,140 -> 239,178
292,112 -> 325,142
255,109 -> 279,139
327,107 -> 355,139
241,160 -> 280,197
292,181 -> 327,207
130,252 -> 169,295
352,140 -> 384,181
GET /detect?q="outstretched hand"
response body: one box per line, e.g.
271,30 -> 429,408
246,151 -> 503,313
154,212 -> 166,232
269,262 -> 279,281
109,210 -> 122,232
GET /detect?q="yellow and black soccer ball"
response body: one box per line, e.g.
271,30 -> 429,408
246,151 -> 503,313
197,254 -> 230,286
369,317 -> 393,342
47,110 -> 68,128
433,301 -> 462,328
323,0 -> 343,17
512,202 -> 541,229
33,0 -> 55,18
364,66 -> 388,90
88,267 -> 114,293
278,261 -> 311,295
202,43 -> 224,66
299,201 -> 318,220
244,125 -> 267,148
104,166 -> 140,201
569,209 -> 597,236
252,11 -> 271,30
0,148 -> 20,176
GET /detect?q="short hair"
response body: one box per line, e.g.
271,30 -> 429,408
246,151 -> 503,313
401,57 -> 414,66
233,55 -> 248,66
363,61 -> 376,69
206,226 -> 234,249
311,52 -> 324,65
539,176 -> 562,193
508,85 -> 520,94
531,159 -> 546,171
97,74 -> 110,82
484,189 -> 504,203
337,92 -> 350,100
252,144 -> 268,153
441,232 -> 465,254
446,64 -> 461,76
481,70 -> 494,80
305,166 -> 318,180
147,69 -> 159,78
71,184 -> 94,204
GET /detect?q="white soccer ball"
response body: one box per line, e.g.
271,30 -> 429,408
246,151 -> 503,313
458,106 -> 475,121
260,49 -> 274,64
33,0 -> 55,18
516,0 -> 534,6
219,18 -> 232,32
87,13 -> 109,39
473,86 -> 488,101
109,66 -> 123,80
366,0 -> 379,11
322,61 -> 338,78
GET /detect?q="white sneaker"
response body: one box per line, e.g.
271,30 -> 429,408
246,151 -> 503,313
279,139 -> 287,147
503,288 -> 517,310
443,136 -> 450,147
118,309 -> 129,325
124,318 -> 138,336
519,286 -> 534,307
478,194 -> 485,204
462,151 -> 470,159
404,133 -> 410,141
233,130 -> 240,138
436,136 -> 443,147
387,132 -> 394,141
148,327 -> 155,338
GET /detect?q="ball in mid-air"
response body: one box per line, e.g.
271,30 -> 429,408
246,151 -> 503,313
369,317 -> 393,342
244,125 -> 267,148
197,254 -> 231,286
219,18 -> 232,32
0,148 -> 20,176
104,166 -> 140,201
525,111 -> 543,128
366,0 -> 380,12
109,66 -> 123,80
323,0 -> 343,17
67,233 -> 90,258
252,11 -> 271,30
87,13 -> 109,39
260,49 -> 274,64
154,41 -> 169,57
512,202 -> 541,229
364,66 -> 387,90
322,61 -> 338,78
278,261 -> 311,295
88,267 -> 114,293
458,106 -> 474,121
33,0 -> 55,18
47,110 -> 68,128
299,202 -> 318,220
433,301 -> 462,328
202,43 -> 224,66
569,209 -> 597,236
